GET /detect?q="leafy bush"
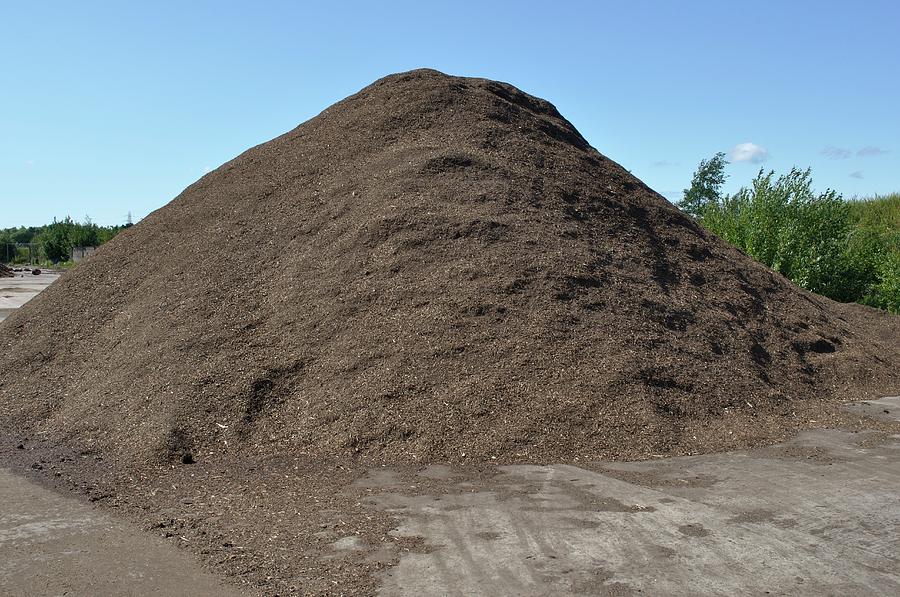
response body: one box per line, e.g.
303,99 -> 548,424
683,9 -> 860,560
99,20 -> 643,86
848,193 -> 900,232
861,250 -> 900,312
682,157 -> 899,313
850,194 -> 900,312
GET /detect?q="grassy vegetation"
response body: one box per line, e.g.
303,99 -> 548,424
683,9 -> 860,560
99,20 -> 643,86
680,157 -> 899,313
1,217 -> 129,265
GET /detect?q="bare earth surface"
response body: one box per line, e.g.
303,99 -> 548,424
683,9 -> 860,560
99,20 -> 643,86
0,467 -> 245,597
2,70 -> 898,474
1,274 -> 242,595
1,267 -> 232,595
0,273 -> 244,596
1,398 -> 897,595
374,397 -> 900,596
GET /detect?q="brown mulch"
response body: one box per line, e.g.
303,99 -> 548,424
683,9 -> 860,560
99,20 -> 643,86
0,69 -> 897,594
0,263 -> 13,277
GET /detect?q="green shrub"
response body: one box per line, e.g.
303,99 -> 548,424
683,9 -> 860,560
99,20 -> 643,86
682,157 -> 899,313
848,193 -> 900,232
850,194 -> 900,312
861,250 -> 900,312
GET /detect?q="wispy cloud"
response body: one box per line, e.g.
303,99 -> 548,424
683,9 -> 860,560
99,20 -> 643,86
821,146 -> 851,160
24,160 -> 34,167
729,142 -> 768,164
652,160 -> 677,167
849,170 -> 864,179
857,146 -> 889,157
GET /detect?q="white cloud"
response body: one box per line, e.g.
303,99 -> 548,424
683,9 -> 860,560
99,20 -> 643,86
857,146 -> 889,157
849,170 -> 864,179
729,142 -> 769,164
821,146 -> 851,160
203,166 -> 212,173
24,160 -> 34,167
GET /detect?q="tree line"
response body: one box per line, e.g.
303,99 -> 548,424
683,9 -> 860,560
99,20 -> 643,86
679,153 -> 899,313
1,217 -> 130,264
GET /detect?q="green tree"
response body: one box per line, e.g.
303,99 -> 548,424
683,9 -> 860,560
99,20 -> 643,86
678,152 -> 728,217
34,217 -> 76,262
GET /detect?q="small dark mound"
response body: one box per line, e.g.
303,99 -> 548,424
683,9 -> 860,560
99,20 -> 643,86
0,69 -> 897,468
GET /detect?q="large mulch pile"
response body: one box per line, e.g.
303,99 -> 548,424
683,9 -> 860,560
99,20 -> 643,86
1,69 -> 898,594
0,264 -> 13,277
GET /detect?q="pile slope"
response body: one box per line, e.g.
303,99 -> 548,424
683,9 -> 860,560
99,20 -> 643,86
1,69 -> 897,466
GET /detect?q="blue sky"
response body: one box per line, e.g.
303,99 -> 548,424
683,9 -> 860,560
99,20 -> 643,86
1,0 -> 897,227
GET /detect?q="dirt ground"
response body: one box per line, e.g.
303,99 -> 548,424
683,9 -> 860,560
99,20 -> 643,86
0,467 -> 243,597
375,397 -> 900,596
2,70 -> 898,478
2,273 -> 900,594
2,397 -> 899,595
